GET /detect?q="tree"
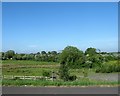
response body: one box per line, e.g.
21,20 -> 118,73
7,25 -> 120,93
51,51 -> 57,55
0,52 -> 2,60
59,46 -> 84,81
41,51 -> 46,55
6,50 -> 15,59
34,54 -> 41,61
22,54 -> 27,60
1,52 -> 6,60
85,47 -> 103,68
60,46 -> 84,68
40,51 -> 48,61
15,54 -> 22,60
37,52 -> 40,54
85,47 -> 96,56
47,51 -> 58,62
48,51 -> 51,55
59,64 -> 69,81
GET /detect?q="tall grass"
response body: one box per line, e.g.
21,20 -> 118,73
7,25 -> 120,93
2,78 -> 119,86
96,60 -> 120,73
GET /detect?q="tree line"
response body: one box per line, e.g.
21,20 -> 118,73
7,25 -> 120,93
1,46 -> 118,64
1,50 -> 60,62
1,46 -> 119,81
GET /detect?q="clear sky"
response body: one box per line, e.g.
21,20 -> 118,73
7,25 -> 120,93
2,2 -> 118,53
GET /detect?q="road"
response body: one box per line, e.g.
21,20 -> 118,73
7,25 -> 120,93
2,86 -> 119,94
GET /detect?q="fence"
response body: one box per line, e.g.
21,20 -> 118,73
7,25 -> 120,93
2,75 -> 52,80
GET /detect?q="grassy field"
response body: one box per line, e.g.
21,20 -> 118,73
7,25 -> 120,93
2,60 -> 119,86
2,60 -> 86,76
2,60 -> 60,76
2,60 -> 59,65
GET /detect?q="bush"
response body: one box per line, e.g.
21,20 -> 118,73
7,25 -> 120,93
83,69 -> 88,77
13,77 -> 20,80
69,75 -> 77,81
95,67 -> 101,73
95,61 -> 120,73
42,70 -> 50,77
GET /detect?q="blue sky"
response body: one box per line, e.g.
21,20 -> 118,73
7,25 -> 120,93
2,2 -> 118,53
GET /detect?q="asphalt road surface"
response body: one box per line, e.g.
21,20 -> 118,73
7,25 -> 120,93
2,86 -> 119,94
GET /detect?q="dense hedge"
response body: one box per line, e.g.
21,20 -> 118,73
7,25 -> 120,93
95,61 -> 120,73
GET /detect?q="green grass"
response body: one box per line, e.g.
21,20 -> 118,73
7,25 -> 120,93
3,67 -> 59,76
3,65 -> 92,76
2,60 -> 59,65
2,60 -> 60,76
2,60 -> 119,86
2,78 -> 119,86
3,69 -> 85,77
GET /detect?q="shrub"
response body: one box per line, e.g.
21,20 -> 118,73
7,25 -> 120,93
13,77 -> 20,80
42,70 -> 50,77
95,61 -> 120,73
83,69 -> 88,77
69,75 -> 77,81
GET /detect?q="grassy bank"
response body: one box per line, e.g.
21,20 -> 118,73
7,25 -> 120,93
2,78 -> 119,87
